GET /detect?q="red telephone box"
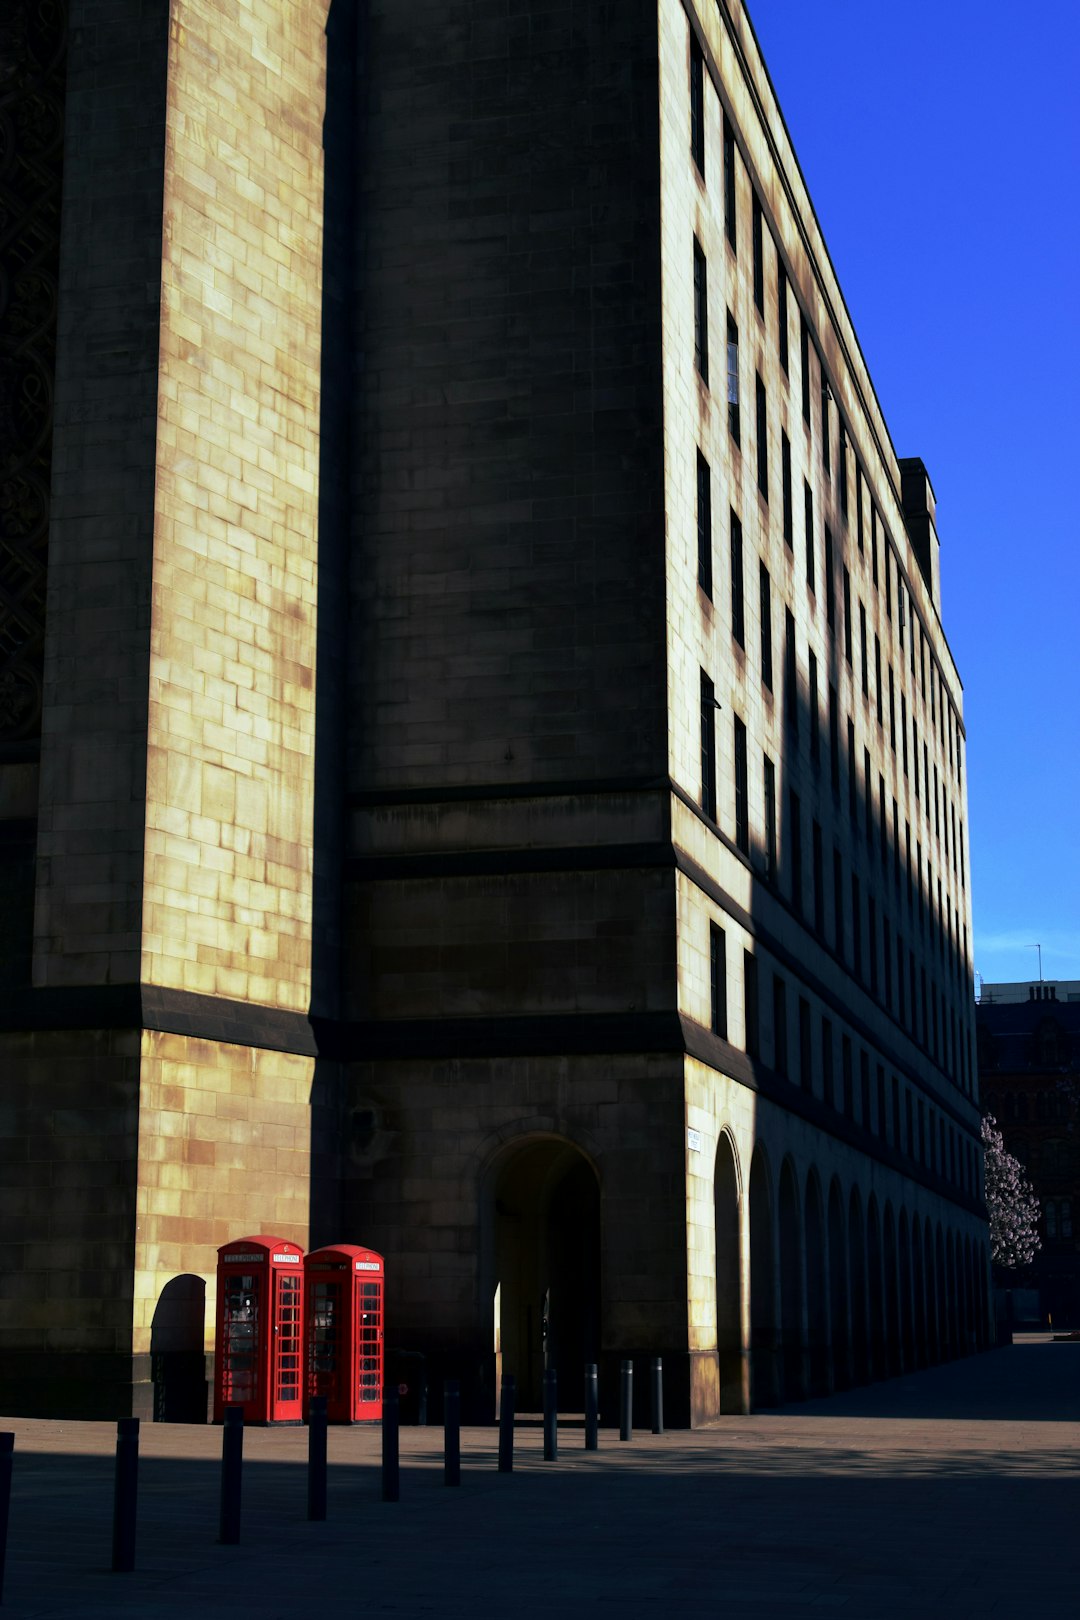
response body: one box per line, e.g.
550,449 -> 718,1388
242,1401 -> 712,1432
304,1245 -> 384,1423
213,1235 -> 305,1424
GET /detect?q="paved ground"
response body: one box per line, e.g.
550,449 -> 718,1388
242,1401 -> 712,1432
2,1336 -> 1078,1617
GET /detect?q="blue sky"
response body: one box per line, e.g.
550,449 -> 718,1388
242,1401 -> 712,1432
745,0 -> 1080,990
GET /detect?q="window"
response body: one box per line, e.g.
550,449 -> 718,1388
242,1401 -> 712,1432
879,775 -> 888,867
859,601 -> 869,698
726,313 -> 739,442
864,746 -> 872,848
804,480 -> 815,591
913,717 -> 920,800
764,754 -> 777,881
874,635 -> 883,725
700,671 -> 717,821
781,431 -> 793,546
710,922 -> 727,1036
860,1049 -> 871,1127
842,1035 -> 853,1115
784,609 -> 797,737
773,974 -> 788,1077
839,423 -> 849,519
789,789 -> 803,916
871,504 -> 879,588
799,998 -> 812,1089
800,313 -> 811,424
852,873 -> 862,981
812,819 -> 824,934
833,848 -> 844,958
752,194 -> 764,313
883,917 -> 892,1008
778,267 -> 789,374
690,36 -> 705,176
829,683 -> 840,794
759,562 -> 773,691
723,113 -> 737,249
888,666 -> 896,750
755,373 -> 768,498
847,718 -> 857,825
843,567 -> 852,664
884,539 -> 892,617
734,714 -> 749,853
808,651 -> 819,761
897,930 -> 906,1023
693,240 -> 708,383
730,510 -> 745,647
696,451 -> 712,597
824,525 -> 835,629
868,896 -> 878,994
901,694 -> 909,775
899,583 -> 906,651
821,372 -> 831,474
743,950 -> 759,1056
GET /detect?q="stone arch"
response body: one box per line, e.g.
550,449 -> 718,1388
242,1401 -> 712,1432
804,1169 -> 829,1394
866,1195 -> 884,1380
714,1129 -> 746,1413
883,1202 -> 900,1375
827,1177 -> 849,1390
749,1144 -> 779,1407
778,1157 -> 804,1402
848,1186 -> 868,1385
483,1133 -> 601,1410
912,1213 -> 927,1367
898,1208 -> 914,1374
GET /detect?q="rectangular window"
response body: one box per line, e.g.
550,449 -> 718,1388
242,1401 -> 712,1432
871,505 -> 879,589
730,510 -> 745,647
799,998 -> 812,1090
800,313 -> 811,424
852,872 -> 862,981
839,423 -> 849,519
821,372 -> 831,474
696,451 -> 712,597
843,567 -> 853,664
874,635 -> 883,725
824,526 -> 835,629
812,819 -> 824,935
755,373 -> 768,498
690,36 -> 705,177
829,683 -> 840,794
759,561 -> 773,691
784,609 -> 798,737
700,670 -> 717,821
781,431 -> 793,545
883,917 -> 892,1008
809,651 -> 820,762
885,539 -> 892,617
773,974 -> 788,1077
778,267 -> 789,373
710,922 -> 727,1036
847,718 -> 857,826
789,789 -> 803,916
842,1035 -> 853,1115
726,313 -> 740,443
897,931 -> 906,1024
859,601 -> 869,698
889,666 -> 896,750
723,113 -> 737,249
803,480 -> 815,591
752,193 -> 764,313
743,950 -> 759,1057
913,717 -> 920,801
693,240 -> 708,384
899,582 -> 906,651
893,799 -> 901,887
864,746 -> 873,849
833,848 -> 844,959
868,896 -> 878,994
879,775 -> 888,867
764,754 -> 777,882
734,714 -> 749,853
901,694 -> 909,775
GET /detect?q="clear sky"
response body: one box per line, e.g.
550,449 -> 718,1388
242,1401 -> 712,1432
745,0 -> 1080,992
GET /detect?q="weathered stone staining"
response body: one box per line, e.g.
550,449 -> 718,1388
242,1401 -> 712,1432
0,0 -> 988,1422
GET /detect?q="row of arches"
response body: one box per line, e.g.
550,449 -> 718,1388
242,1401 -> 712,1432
718,1133 -> 991,1407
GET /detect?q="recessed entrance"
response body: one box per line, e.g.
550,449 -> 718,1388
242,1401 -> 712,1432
490,1138 -> 600,1411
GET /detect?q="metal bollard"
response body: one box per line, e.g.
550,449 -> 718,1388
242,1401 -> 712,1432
219,1405 -> 244,1545
111,1417 -> 140,1573
497,1373 -> 515,1473
650,1356 -> 664,1435
307,1395 -> 328,1522
542,1367 -> 558,1462
619,1359 -> 633,1442
584,1364 -> 599,1452
0,1433 -> 13,1605
382,1392 -> 400,1502
444,1380 -> 461,1486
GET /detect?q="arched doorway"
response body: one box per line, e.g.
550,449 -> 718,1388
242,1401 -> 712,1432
779,1159 -> 804,1401
827,1178 -> 849,1390
898,1210 -> 914,1374
848,1187 -> 868,1385
715,1132 -> 746,1413
883,1204 -> 900,1376
491,1138 -> 600,1410
912,1214 -> 927,1367
867,1196 -> 884,1379
749,1145 -> 778,1407
805,1171 -> 829,1395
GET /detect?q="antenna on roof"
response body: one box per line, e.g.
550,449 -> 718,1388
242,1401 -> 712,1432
1027,942 -> 1043,982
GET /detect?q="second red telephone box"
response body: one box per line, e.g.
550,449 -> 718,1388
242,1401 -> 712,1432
213,1235 -> 305,1424
304,1245 -> 384,1423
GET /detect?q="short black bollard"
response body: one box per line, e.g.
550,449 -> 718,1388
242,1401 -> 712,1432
382,1392 -> 400,1502
308,1395 -> 328,1522
111,1417 -> 139,1573
651,1356 -> 664,1435
219,1405 -> 244,1545
584,1364 -> 599,1452
497,1373 -> 515,1473
542,1367 -> 558,1462
619,1359 -> 633,1442
444,1380 -> 461,1487
0,1433 -> 13,1605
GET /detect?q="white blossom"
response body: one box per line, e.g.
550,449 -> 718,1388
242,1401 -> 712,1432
981,1113 -> 1042,1269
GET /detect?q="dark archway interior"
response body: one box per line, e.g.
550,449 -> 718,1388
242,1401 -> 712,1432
714,1134 -> 743,1411
493,1140 -> 600,1410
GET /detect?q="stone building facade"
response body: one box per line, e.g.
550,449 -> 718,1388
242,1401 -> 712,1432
1,0 -> 989,1423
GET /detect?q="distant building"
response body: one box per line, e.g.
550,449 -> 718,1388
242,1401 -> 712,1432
977,983 -> 1080,1327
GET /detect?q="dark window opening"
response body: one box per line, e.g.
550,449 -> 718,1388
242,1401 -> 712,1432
726,312 -> 739,442
690,36 -> 705,176
696,451 -> 712,597
700,670 -> 717,821
723,113 -> 737,249
734,714 -> 749,854
755,373 -> 768,499
710,922 -> 727,1036
804,480 -> 815,592
759,561 -> 773,691
752,193 -> 764,313
730,509 -> 745,648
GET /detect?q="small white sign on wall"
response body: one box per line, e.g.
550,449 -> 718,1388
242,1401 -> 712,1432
687,1127 -> 703,1154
